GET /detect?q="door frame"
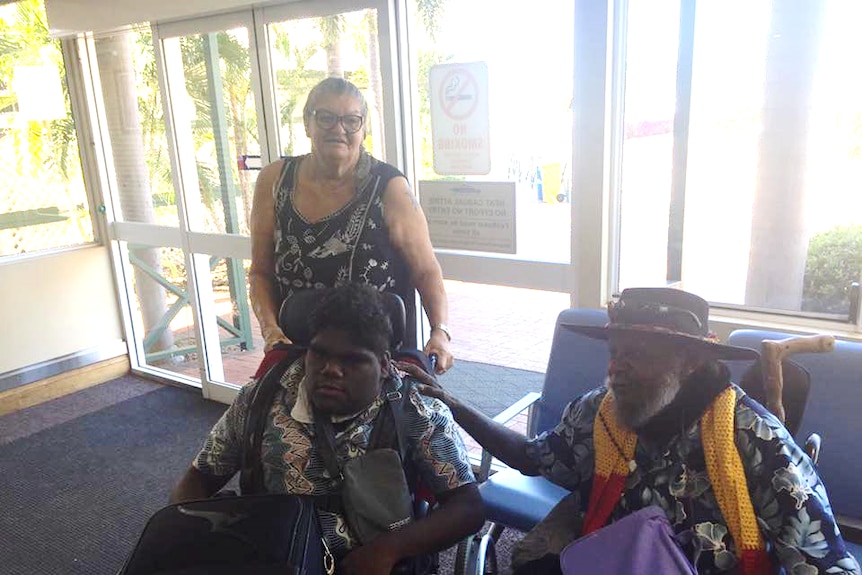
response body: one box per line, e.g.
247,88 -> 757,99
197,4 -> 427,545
105,0 -> 402,404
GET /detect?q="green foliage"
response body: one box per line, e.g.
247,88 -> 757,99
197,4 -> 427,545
0,0 -> 76,178
272,31 -> 323,156
802,225 -> 862,315
415,0 -> 446,40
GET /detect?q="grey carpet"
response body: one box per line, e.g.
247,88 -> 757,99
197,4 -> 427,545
0,375 -> 164,445
0,379 -> 226,575
441,359 -> 545,418
0,362 -> 537,575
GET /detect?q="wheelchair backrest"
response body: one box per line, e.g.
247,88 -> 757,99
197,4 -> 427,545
727,329 -> 862,521
279,288 -> 407,350
532,308 -> 610,436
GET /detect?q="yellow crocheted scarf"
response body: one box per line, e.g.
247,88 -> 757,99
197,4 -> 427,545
586,387 -> 771,574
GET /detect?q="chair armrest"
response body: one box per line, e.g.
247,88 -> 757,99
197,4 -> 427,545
476,392 -> 542,482
492,392 -> 542,424
804,432 -> 821,466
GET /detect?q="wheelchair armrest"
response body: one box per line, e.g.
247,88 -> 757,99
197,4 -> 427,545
476,392 -> 542,482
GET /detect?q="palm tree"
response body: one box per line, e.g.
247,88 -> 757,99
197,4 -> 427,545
319,15 -> 345,77
94,32 -> 174,352
272,30 -> 321,155
364,10 -> 385,156
745,1 -> 826,310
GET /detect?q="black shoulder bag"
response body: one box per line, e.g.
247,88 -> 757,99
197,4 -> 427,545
119,346 -> 335,575
313,377 -> 437,575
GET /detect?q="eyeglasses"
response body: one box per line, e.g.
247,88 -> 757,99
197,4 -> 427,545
312,110 -> 364,134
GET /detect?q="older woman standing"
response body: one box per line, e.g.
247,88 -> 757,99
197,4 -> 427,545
249,77 -> 454,373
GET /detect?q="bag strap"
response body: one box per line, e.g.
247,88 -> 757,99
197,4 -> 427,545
371,376 -> 412,457
240,343 -> 306,495
313,407 -> 343,481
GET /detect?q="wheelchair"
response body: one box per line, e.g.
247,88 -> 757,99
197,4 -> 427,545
119,288 -> 441,575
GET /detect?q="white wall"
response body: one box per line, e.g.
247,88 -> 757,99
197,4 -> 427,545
0,247 -> 124,375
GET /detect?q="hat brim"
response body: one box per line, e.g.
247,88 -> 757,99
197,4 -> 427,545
561,323 -> 760,362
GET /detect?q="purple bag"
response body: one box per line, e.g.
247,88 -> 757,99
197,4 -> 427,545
559,505 -> 696,574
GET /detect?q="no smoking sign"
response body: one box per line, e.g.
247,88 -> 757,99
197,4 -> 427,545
440,68 -> 479,120
429,61 -> 490,175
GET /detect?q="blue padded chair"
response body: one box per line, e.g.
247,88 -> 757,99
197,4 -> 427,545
455,308 -> 610,574
727,329 -> 862,528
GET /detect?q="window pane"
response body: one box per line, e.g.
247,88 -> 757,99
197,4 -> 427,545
267,9 -> 384,158
156,255 -> 262,386
160,29 -> 259,235
0,0 -> 93,257
619,0 -> 862,318
206,256 -> 260,386
93,28 -> 179,227
124,245 -> 201,376
409,0 -> 573,263
618,0 -> 680,288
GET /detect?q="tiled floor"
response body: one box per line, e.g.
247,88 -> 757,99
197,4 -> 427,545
444,280 -> 570,374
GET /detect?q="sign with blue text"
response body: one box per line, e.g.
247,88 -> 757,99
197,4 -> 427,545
429,62 -> 491,175
419,181 -> 516,253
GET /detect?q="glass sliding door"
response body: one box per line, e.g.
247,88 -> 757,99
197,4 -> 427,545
156,13 -> 262,401
404,0 -> 581,368
258,0 -> 396,164
84,28 -> 203,384
96,1 -> 398,403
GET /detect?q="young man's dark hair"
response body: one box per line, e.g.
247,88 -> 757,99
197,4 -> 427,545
309,283 -> 393,356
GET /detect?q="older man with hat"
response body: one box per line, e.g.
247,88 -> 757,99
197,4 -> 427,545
409,288 -> 860,574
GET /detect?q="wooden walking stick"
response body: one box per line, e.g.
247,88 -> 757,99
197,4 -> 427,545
761,334 -> 835,424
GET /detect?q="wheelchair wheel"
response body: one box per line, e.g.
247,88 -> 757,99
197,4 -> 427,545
455,535 -> 481,575
477,532 -> 498,574
454,531 -> 499,575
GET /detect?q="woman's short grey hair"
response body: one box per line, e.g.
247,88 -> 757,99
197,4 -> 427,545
303,77 -> 368,123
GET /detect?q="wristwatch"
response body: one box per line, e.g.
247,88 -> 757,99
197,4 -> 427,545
431,323 -> 452,342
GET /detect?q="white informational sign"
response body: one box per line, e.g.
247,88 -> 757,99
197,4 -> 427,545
419,181 -> 516,254
13,66 -> 66,122
428,62 -> 491,175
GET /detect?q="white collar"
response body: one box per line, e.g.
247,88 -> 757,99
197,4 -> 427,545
289,376 -> 373,425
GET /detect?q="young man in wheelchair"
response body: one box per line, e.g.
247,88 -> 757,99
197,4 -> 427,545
171,283 -> 484,574
411,288 -> 860,574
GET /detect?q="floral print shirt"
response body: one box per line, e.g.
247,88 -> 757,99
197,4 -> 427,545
192,359 -> 475,558
525,385 -> 861,574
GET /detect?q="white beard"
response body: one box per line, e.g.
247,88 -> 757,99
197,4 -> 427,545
608,373 -> 682,430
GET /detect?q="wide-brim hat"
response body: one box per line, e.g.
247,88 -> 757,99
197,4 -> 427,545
562,288 -> 759,362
